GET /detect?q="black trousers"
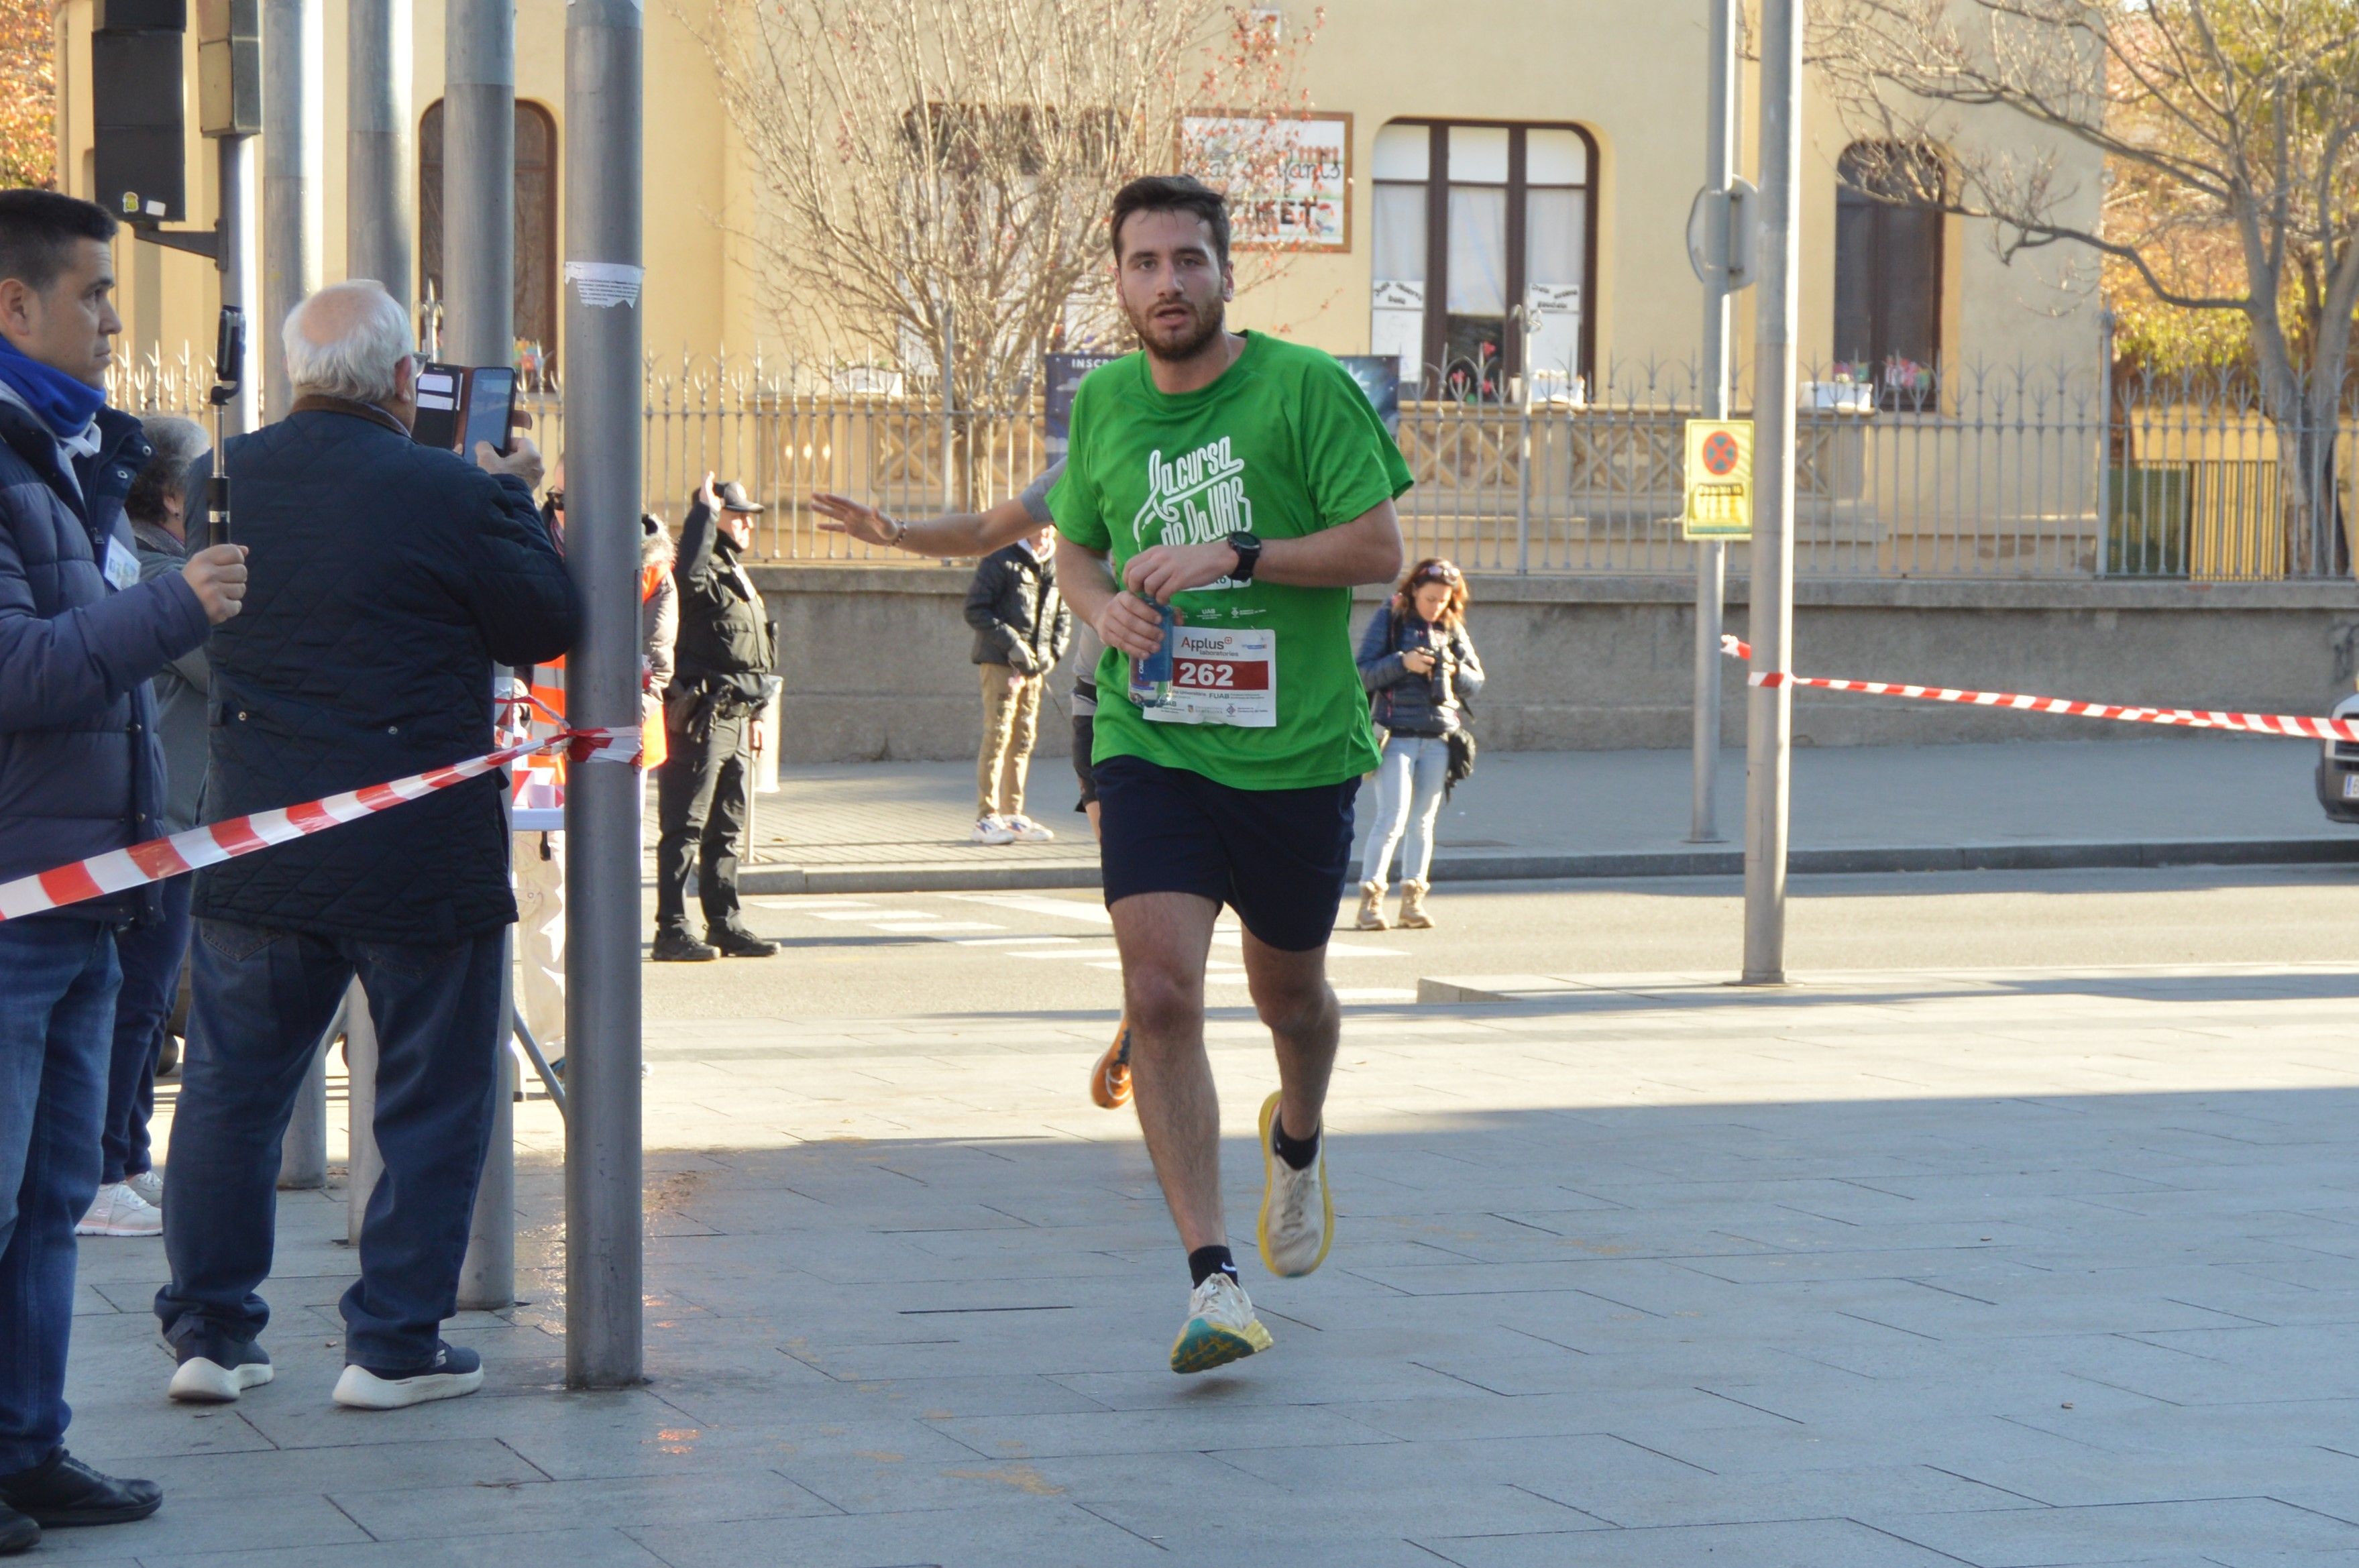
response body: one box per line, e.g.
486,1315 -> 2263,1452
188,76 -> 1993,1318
655,709 -> 749,935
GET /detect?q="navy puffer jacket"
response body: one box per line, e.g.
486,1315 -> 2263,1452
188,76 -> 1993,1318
193,402 -> 578,945
0,396 -> 210,923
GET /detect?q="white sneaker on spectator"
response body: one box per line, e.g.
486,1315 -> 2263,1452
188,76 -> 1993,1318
77,1183 -> 161,1238
1006,815 -> 1056,843
125,1169 -> 164,1209
972,816 -> 1018,846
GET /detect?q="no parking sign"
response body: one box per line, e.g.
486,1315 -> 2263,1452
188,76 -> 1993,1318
1683,418 -> 1753,540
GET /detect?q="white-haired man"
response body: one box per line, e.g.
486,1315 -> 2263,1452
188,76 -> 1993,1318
154,280 -> 577,1411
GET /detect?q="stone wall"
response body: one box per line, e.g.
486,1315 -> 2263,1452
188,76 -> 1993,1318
751,563 -> 2359,763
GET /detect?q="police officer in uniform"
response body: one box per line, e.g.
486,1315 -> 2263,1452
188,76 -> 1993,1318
653,473 -> 780,961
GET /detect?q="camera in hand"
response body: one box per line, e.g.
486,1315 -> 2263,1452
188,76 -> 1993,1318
410,363 -> 517,457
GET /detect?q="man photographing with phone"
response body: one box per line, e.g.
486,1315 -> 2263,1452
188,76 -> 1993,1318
154,280 -> 576,1415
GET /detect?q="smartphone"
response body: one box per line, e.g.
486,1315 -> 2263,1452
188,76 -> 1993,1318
411,362 -> 463,449
409,363 -> 517,456
461,367 -> 518,458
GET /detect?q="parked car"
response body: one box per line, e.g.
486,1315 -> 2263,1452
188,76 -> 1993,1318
2316,690 -> 2359,823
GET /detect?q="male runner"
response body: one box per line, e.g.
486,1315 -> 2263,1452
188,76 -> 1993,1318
1051,174 -> 1410,1374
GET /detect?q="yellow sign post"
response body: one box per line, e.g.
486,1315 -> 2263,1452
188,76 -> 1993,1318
1682,418 -> 1753,540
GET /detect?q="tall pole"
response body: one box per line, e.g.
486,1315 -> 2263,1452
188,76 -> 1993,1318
346,0 -> 413,303
445,0 -> 519,1312
215,134 -> 259,435
1690,0 -> 1740,844
564,0 -> 646,1390
443,0 -> 514,370
259,0 -> 321,421
1741,0 -> 1804,984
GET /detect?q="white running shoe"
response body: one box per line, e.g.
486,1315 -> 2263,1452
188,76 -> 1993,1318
1256,1090 -> 1333,1278
1168,1272 -> 1273,1375
332,1342 -> 484,1410
77,1182 -> 162,1238
125,1169 -> 164,1209
972,815 -> 1018,846
168,1339 -> 274,1403
1005,815 -> 1056,843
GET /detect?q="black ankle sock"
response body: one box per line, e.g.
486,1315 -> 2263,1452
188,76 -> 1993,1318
1271,1110 -> 1321,1171
1187,1245 -> 1238,1288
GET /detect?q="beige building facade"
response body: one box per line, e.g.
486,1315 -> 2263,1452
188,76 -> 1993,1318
54,1 -> 2102,398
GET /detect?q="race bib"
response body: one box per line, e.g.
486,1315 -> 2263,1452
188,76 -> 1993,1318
102,536 -> 140,592
1134,626 -> 1275,728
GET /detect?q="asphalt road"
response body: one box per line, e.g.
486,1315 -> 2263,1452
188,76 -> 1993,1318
641,863 -> 2359,1022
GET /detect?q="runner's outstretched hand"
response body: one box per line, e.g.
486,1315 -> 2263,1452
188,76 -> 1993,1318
1095,590 -> 1170,658
810,492 -> 894,545
1123,539 -> 1240,604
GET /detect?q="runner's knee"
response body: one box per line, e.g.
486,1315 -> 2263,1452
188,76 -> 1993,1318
1123,963 -> 1203,1040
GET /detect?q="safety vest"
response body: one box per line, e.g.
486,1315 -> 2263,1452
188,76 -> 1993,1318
506,561 -> 673,815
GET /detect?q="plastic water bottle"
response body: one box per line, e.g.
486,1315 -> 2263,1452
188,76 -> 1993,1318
1133,600 -> 1178,709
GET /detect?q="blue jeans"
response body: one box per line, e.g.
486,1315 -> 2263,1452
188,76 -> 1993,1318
1361,734 -> 1450,886
101,877 -> 189,1185
0,918 -> 118,1473
156,921 -> 506,1371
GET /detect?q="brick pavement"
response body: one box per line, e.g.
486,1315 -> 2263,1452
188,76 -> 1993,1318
55,959 -> 2359,1565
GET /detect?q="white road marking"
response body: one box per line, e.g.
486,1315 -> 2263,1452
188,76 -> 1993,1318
951,935 -> 1078,948
1005,947 -> 1122,961
946,894 -> 1113,926
751,898 -> 878,909
869,921 -> 1003,933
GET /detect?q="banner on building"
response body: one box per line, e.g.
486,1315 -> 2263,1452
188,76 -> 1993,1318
1181,111 -> 1352,251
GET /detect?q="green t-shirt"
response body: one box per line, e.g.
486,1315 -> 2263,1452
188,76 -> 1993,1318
1050,333 -> 1413,790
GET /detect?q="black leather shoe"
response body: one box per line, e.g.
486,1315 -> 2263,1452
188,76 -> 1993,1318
0,1501 -> 35,1555
709,926 -> 779,958
650,930 -> 720,962
0,1449 -> 161,1528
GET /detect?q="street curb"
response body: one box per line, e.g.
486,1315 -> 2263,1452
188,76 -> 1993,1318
737,834 -> 2359,896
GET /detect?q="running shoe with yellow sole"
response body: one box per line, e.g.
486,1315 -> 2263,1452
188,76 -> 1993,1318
1168,1272 -> 1273,1374
1089,1015 -> 1133,1109
1256,1089 -> 1334,1277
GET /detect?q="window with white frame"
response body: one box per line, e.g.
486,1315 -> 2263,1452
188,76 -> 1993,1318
1371,120 -> 1594,401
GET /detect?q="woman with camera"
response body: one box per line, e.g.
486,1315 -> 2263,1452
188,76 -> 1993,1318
1355,558 -> 1484,930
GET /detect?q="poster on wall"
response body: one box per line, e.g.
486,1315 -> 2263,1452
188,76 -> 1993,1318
1044,353 -> 1123,460
1180,111 -> 1352,251
1337,355 -> 1402,437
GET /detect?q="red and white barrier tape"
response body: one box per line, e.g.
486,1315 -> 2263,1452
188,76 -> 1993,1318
1716,633 -> 2359,742
0,724 -> 640,923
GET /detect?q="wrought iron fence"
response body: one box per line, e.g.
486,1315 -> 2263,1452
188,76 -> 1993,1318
111,347 -> 2359,581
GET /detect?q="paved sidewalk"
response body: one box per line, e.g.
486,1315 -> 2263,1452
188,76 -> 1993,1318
722,736 -> 2358,893
73,956 -> 2359,1565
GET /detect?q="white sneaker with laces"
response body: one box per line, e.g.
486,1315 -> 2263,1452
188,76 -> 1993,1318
77,1182 -> 162,1238
1168,1272 -> 1272,1374
1005,815 -> 1056,843
1256,1090 -> 1333,1277
971,815 -> 1018,846
125,1169 -> 164,1209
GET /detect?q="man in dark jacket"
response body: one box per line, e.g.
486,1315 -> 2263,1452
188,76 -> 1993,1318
0,190 -> 247,1550
963,526 -> 1071,844
653,472 -> 777,962
154,280 -> 576,1414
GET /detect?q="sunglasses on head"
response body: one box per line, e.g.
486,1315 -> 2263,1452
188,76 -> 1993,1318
1413,563 -> 1462,583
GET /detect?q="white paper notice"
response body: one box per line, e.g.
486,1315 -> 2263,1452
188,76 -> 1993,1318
565,262 -> 644,309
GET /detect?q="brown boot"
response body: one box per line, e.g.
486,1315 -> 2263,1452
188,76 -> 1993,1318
1397,879 -> 1434,929
1354,879 -> 1388,930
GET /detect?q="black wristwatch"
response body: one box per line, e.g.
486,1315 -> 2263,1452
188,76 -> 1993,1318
1225,530 -> 1263,582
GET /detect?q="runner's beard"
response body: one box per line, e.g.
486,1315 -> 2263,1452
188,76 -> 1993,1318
1127,292 -> 1226,363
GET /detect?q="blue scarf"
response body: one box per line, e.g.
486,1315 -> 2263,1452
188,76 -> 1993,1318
0,335 -> 105,439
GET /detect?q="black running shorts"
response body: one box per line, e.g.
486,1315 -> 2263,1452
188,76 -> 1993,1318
1093,754 -> 1360,952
